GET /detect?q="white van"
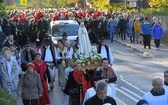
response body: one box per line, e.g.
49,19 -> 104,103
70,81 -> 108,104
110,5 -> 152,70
48,20 -> 79,45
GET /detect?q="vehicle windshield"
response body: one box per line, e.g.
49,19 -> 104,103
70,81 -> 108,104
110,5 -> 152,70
52,25 -> 78,37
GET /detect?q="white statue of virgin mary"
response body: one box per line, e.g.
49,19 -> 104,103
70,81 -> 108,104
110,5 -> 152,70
78,22 -> 91,56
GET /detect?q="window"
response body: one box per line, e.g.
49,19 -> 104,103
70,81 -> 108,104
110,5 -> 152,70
52,25 -> 78,37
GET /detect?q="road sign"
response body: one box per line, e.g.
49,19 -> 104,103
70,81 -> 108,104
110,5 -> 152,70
129,1 -> 137,7
20,0 -> 27,6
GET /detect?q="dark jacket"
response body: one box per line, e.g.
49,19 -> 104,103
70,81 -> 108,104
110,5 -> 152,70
84,95 -> 117,105
94,69 -> 117,83
118,18 -> 128,32
0,31 -> 6,50
64,71 -> 90,95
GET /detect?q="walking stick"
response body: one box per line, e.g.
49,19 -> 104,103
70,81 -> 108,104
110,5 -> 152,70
80,87 -> 83,105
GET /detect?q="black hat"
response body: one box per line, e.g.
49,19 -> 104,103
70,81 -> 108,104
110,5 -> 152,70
62,32 -> 67,37
43,35 -> 51,44
100,37 -> 105,41
24,42 -> 31,47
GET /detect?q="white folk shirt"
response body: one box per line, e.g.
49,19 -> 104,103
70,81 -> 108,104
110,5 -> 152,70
38,45 -> 56,62
100,46 -> 114,64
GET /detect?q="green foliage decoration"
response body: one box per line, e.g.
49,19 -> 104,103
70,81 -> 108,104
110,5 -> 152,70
0,88 -> 16,105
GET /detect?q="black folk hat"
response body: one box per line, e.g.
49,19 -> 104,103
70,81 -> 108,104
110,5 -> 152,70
24,42 -> 31,47
62,32 -> 68,37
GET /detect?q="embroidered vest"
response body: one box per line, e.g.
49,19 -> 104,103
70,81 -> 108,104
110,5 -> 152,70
40,45 -> 56,66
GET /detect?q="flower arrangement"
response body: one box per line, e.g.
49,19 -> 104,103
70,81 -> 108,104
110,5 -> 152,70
73,46 -> 102,68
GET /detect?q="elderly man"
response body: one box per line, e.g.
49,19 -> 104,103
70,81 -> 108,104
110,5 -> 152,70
84,81 -> 117,105
83,79 -> 115,104
143,76 -> 168,105
21,42 -> 36,71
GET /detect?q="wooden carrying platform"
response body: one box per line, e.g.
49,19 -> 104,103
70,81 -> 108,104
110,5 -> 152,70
82,62 -> 101,70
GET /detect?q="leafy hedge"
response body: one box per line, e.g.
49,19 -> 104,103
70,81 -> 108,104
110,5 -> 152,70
0,3 -> 7,17
0,88 -> 16,105
141,8 -> 168,16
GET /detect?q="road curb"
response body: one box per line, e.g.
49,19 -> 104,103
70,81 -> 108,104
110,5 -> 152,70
114,39 -> 155,58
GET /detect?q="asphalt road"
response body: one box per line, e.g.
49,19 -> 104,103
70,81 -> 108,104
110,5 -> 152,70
109,40 -> 168,105
15,40 -> 168,105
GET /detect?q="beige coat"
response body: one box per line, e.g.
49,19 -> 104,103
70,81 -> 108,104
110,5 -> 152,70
1,59 -> 19,91
17,71 -> 43,100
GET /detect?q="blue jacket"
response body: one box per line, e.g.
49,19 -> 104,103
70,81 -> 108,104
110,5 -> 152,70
128,21 -> 134,36
141,22 -> 152,35
107,21 -> 115,33
152,25 -> 164,39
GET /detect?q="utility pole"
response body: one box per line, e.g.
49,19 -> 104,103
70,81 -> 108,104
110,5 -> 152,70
138,0 -> 140,13
124,0 -> 127,12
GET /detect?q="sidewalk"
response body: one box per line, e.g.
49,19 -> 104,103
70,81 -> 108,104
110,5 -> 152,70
114,38 -> 168,59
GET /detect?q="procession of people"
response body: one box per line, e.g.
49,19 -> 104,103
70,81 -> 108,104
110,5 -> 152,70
0,7 -> 166,105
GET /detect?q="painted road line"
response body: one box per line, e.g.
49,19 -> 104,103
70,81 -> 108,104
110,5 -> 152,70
119,75 -> 146,94
116,88 -> 139,102
120,86 -> 142,99
116,98 -> 127,105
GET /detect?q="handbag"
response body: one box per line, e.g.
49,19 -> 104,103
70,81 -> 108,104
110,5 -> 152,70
68,87 -> 79,95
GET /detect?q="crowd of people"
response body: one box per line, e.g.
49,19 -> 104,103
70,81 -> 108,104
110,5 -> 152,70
0,7 -> 166,105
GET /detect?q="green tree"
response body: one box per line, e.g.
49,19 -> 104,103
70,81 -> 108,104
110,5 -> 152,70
91,0 -> 124,11
42,0 -> 67,7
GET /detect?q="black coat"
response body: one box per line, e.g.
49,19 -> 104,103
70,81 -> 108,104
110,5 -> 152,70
118,18 -> 128,32
64,70 -> 90,105
84,95 -> 117,105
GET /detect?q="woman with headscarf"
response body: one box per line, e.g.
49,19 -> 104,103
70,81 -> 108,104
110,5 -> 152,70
78,22 -> 92,56
17,63 -> 43,105
64,61 -> 91,105
32,53 -> 51,105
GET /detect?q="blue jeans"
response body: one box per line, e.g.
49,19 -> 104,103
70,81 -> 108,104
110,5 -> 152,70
109,32 -> 114,42
130,32 -> 135,43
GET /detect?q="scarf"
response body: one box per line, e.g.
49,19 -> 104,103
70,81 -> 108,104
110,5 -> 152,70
73,70 -> 88,99
33,60 -> 47,82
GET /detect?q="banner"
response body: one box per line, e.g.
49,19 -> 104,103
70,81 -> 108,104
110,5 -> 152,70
20,0 -> 27,6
